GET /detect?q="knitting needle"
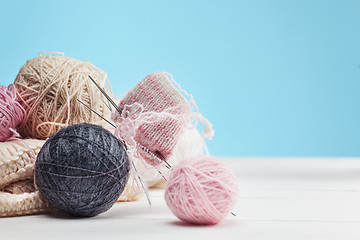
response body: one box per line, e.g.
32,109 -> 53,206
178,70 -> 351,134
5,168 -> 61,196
88,75 -> 123,115
155,150 -> 173,170
159,171 -> 167,181
131,161 -> 151,206
136,143 -> 172,170
87,75 -> 171,165
87,75 -> 173,168
77,99 -> 116,128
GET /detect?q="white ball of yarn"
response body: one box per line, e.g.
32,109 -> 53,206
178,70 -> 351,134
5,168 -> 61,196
136,127 -> 205,188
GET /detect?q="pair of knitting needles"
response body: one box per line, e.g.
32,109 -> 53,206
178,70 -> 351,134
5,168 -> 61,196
82,76 -> 171,169
82,76 -> 236,217
78,76 -> 173,205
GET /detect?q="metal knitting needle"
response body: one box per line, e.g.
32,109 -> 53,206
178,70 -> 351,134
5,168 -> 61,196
88,75 -> 123,115
131,161 -> 151,206
101,95 -> 113,111
136,143 -> 172,170
77,99 -> 116,128
135,143 -> 170,180
159,171 -> 167,181
87,76 -> 173,170
155,150 -> 173,169
87,76 -> 171,166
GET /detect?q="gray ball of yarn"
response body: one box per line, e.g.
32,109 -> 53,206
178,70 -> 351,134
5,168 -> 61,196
35,123 -> 130,217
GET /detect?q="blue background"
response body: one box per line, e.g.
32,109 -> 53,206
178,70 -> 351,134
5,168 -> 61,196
0,0 -> 359,157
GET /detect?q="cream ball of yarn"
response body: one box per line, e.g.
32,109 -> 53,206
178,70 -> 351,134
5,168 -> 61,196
138,127 -> 205,188
13,53 -> 113,139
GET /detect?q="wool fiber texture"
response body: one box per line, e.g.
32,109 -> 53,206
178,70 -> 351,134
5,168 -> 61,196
14,54 -> 113,139
114,72 -> 191,166
165,155 -> 238,225
35,123 -> 129,217
0,139 -> 50,217
0,85 -> 26,141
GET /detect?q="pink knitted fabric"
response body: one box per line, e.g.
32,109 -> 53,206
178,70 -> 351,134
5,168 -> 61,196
114,72 -> 191,166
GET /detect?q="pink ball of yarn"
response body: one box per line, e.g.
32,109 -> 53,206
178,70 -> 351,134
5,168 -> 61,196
165,155 -> 238,225
0,84 -> 26,141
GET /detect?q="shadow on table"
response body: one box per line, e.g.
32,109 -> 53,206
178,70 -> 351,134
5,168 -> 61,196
168,219 -> 239,228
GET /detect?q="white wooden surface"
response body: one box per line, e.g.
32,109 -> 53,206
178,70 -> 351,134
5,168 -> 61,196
1,157 -> 360,240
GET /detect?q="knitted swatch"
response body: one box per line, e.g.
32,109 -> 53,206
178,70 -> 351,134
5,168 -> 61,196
115,72 -> 191,166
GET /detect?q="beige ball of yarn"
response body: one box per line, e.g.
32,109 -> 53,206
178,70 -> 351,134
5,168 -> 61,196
13,53 -> 113,139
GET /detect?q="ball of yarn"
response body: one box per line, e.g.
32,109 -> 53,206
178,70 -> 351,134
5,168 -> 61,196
143,127 -> 205,187
0,84 -> 26,141
35,123 -> 130,217
165,155 -> 238,225
14,54 -> 113,139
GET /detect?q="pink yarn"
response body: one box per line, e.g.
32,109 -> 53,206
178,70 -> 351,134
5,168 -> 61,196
114,102 -> 186,158
0,84 -> 27,141
113,72 -> 191,166
165,155 -> 238,225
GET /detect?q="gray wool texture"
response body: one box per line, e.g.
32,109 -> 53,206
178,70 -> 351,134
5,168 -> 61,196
35,123 -> 130,217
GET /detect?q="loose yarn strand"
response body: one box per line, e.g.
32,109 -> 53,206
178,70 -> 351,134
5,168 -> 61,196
164,72 -> 214,140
